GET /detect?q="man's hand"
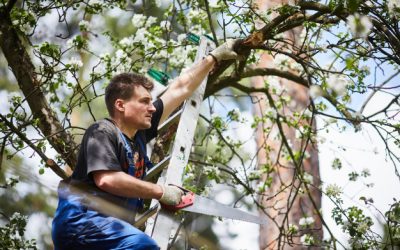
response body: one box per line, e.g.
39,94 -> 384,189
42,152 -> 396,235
159,185 -> 184,206
209,39 -> 242,63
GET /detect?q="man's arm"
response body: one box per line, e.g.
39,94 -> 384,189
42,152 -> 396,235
93,170 -> 163,199
159,40 -> 240,123
93,170 -> 183,205
159,55 -> 215,123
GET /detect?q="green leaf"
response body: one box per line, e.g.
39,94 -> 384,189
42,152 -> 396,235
346,0 -> 360,13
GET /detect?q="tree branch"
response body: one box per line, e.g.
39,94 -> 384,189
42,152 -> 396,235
241,67 -> 309,87
5,0 -> 17,13
204,0 -> 219,46
206,67 -> 308,97
0,114 -> 68,179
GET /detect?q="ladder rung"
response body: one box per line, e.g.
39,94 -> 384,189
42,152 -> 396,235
157,108 -> 183,134
145,155 -> 171,181
133,204 -> 159,228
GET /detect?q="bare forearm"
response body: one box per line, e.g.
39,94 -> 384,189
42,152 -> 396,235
175,55 -> 215,94
159,55 -> 215,122
93,171 -> 163,200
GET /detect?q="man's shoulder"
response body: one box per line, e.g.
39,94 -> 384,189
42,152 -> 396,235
87,118 -> 117,134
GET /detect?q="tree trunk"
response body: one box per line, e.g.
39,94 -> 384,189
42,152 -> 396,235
252,1 -> 322,249
0,6 -> 76,178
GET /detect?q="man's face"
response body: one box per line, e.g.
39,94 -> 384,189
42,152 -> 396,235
122,85 -> 156,129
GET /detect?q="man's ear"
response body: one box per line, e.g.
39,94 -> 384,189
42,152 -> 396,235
114,99 -> 125,113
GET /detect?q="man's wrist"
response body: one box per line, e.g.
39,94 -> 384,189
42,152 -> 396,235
208,53 -> 218,65
155,184 -> 164,200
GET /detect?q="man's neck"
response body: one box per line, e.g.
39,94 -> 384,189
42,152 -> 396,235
110,117 -> 137,138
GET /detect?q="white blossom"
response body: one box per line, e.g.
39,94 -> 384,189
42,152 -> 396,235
347,13 -> 372,39
300,234 -> 315,245
131,14 -> 146,28
145,16 -> 157,28
78,20 -> 90,31
204,165 -> 220,176
361,168 -> 371,177
133,28 -> 147,43
115,49 -> 125,59
66,38 -> 74,48
229,107 -> 241,120
67,57 -> 83,68
309,85 -> 323,99
365,1 -> 374,7
303,172 -> 314,184
286,139 -> 293,149
208,0 -> 221,8
154,0 -> 162,8
249,170 -> 262,180
100,53 -> 110,59
274,54 -> 290,70
160,20 -> 171,30
187,9 -> 207,26
177,34 -> 187,43
357,221 -> 370,234
266,75 -> 282,91
88,0 -> 101,4
299,216 -> 315,226
288,224 -> 298,234
119,37 -> 134,47
188,9 -> 201,20
361,65 -> 370,75
268,108 -> 278,119
325,183 -> 342,198
354,112 -> 363,121
155,49 -> 168,59
326,74 -> 349,96
295,128 -> 302,139
388,0 -> 400,17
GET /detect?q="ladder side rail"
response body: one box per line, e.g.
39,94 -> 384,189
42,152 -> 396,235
146,37 -> 213,250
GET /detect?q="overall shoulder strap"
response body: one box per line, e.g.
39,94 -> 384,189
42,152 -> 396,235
117,128 -> 136,177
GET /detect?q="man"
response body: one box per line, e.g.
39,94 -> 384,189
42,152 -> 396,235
52,39 -> 240,249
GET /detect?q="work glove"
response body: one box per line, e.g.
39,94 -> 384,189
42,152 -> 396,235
209,39 -> 242,63
159,184 -> 184,206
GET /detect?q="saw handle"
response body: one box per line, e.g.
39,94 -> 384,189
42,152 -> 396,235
160,184 -> 195,212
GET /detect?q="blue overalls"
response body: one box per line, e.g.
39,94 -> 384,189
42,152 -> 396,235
52,131 -> 158,250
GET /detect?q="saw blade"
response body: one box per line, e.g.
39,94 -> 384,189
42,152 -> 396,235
182,194 -> 267,225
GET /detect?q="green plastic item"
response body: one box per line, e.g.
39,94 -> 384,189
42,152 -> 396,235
186,32 -> 200,45
186,32 -> 215,45
147,68 -> 170,86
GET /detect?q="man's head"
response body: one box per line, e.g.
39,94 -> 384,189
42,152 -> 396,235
105,73 -> 154,117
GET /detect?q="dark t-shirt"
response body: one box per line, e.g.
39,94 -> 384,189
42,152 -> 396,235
69,99 -> 163,206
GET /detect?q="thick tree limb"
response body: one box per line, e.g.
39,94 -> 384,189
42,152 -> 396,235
0,7 -> 77,175
206,67 -> 308,97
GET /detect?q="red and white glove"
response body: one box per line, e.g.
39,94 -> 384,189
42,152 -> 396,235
159,184 -> 184,206
209,39 -> 241,63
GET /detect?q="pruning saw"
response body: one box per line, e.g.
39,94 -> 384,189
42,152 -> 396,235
160,185 -> 267,225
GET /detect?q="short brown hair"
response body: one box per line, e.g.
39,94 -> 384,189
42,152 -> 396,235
105,73 -> 154,116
